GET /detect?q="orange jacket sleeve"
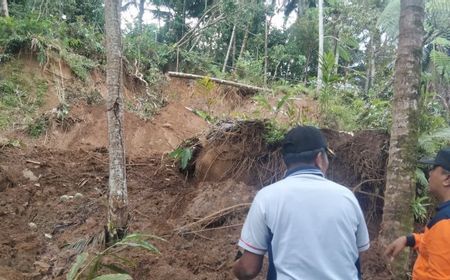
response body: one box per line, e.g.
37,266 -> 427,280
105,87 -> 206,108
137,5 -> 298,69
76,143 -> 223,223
413,220 -> 450,279
413,232 -> 424,251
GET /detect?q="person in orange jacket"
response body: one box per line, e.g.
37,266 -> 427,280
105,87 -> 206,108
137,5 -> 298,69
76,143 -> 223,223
385,147 -> 450,279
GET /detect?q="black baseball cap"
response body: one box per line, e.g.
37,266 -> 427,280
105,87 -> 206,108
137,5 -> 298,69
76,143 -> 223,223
419,147 -> 450,172
282,125 -> 333,156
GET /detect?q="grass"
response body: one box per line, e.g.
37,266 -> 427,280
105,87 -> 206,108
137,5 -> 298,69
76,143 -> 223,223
0,60 -> 48,132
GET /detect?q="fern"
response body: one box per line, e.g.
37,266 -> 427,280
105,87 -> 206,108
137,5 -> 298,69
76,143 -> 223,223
377,0 -> 400,40
415,168 -> 429,188
418,127 -> 450,155
430,49 -> 450,77
427,0 -> 450,35
433,37 -> 450,47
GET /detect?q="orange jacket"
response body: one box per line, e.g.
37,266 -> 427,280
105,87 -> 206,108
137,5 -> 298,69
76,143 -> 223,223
411,200 -> 450,280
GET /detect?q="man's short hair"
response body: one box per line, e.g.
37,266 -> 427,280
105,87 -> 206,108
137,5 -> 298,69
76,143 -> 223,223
282,126 -> 329,165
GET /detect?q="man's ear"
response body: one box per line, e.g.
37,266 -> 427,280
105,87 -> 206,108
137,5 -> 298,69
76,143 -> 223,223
313,152 -> 322,167
314,152 -> 327,171
443,173 -> 450,187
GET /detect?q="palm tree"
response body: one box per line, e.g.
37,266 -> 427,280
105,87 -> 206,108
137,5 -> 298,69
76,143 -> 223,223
380,0 -> 425,278
105,0 -> 128,243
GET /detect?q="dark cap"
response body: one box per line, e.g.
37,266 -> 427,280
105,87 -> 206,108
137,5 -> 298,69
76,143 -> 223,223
282,125 -> 329,155
419,147 -> 450,171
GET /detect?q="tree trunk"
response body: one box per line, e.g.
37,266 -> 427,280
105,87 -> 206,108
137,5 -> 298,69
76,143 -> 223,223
222,24 -> 236,73
364,31 -> 379,94
264,16 -> 269,86
176,47 -> 180,72
1,0 -> 8,17
238,27 -> 249,61
273,61 -> 282,79
297,0 -> 308,17
168,71 -> 271,92
364,35 -> 374,94
232,29 -> 236,70
334,48 -> 340,75
105,0 -> 128,242
316,0 -> 324,92
137,0 -> 145,32
333,26 -> 340,75
380,0 -> 424,278
182,0 -> 186,37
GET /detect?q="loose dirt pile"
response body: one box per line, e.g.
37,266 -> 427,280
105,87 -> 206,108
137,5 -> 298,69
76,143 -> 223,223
0,147 -> 262,280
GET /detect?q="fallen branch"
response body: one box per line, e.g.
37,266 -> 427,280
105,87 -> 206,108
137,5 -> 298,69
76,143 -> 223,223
182,223 -> 243,235
174,203 -> 251,233
26,159 -> 42,165
351,179 -> 383,193
167,72 -> 271,93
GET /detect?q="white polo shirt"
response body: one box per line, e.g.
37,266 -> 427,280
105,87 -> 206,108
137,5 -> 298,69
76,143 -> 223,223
238,167 -> 370,280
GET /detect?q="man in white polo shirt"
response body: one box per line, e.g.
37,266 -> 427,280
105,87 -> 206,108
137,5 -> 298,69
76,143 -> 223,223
232,125 -> 370,280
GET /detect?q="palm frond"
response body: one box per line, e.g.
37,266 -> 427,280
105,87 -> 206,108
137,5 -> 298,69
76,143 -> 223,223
430,49 -> 450,78
418,127 -> 450,155
377,0 -> 400,40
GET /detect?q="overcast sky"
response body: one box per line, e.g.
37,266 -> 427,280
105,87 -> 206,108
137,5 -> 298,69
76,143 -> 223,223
122,3 -> 296,31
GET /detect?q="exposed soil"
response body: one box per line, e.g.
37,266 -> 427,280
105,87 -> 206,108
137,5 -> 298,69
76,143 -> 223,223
0,133 -> 391,280
1,57 -> 393,279
0,147 -> 262,280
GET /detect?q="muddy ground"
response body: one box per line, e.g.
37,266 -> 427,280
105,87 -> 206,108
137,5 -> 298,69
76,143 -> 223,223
0,147 -> 255,280
0,130 -> 392,280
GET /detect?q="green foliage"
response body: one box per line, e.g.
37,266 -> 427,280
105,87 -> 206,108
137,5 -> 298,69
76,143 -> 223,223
0,61 -> 48,130
61,51 -> 97,81
411,195 -> 431,223
169,147 -> 193,170
252,94 -> 272,111
27,116 -> 48,137
68,253 -> 89,280
191,109 -> 216,123
123,24 -> 170,83
235,53 -> 264,86
0,15 -> 100,82
62,16 -> 105,60
197,77 -> 215,91
0,138 -> 22,148
358,98 -> 392,129
377,0 -> 400,40
418,127 -> 450,156
264,121 -> 288,145
0,16 -> 55,55
252,88 -> 306,125
67,233 -> 161,280
415,168 -> 429,188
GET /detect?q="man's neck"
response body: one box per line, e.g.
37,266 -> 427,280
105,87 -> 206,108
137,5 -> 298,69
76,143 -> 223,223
439,193 -> 450,203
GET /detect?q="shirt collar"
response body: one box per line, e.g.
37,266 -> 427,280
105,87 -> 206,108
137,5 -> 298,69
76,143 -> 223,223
285,165 -> 324,178
436,200 -> 450,211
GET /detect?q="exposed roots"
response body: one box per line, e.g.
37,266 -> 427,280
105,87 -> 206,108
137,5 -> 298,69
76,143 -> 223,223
195,120 -> 285,187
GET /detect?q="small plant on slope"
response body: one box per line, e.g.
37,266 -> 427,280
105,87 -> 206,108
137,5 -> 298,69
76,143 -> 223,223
67,233 -> 163,280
